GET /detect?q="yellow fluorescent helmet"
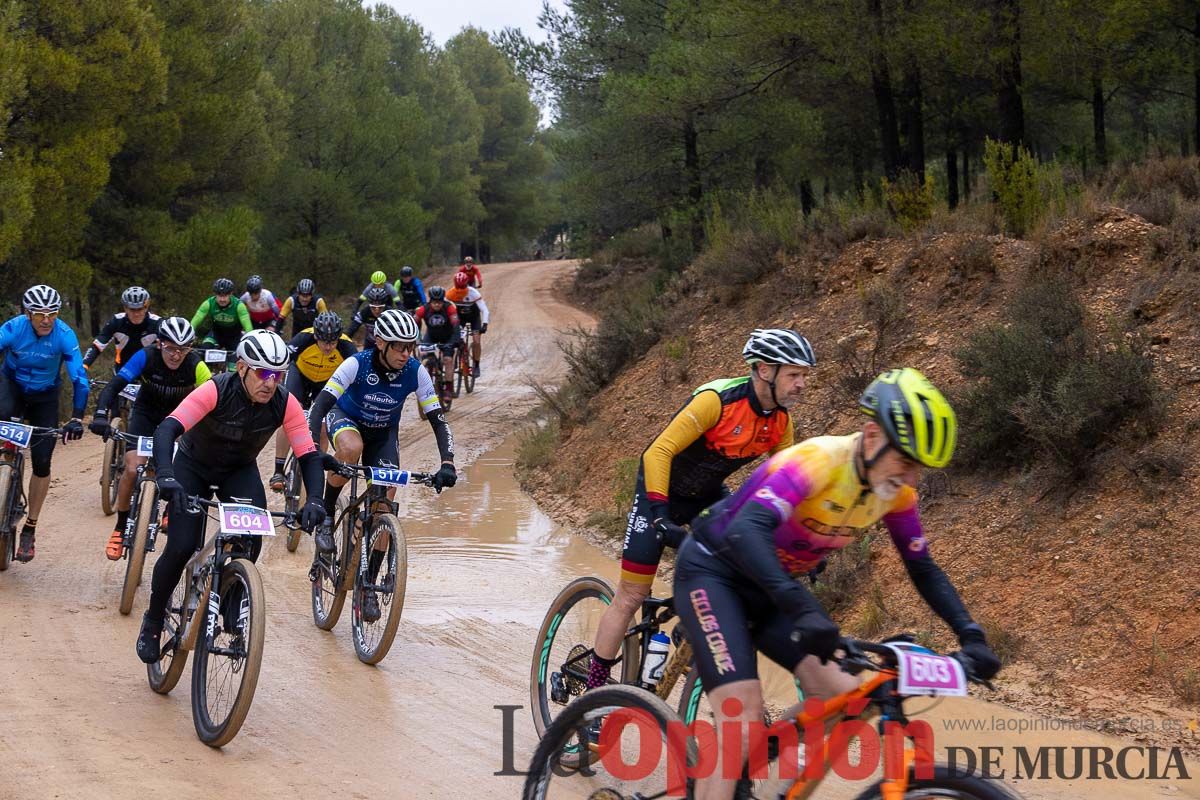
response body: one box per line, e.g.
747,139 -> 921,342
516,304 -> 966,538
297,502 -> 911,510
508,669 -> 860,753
858,367 -> 957,468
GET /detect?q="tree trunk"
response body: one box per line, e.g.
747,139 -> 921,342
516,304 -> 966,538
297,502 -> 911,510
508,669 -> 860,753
961,144 -> 971,201
1194,8 -> 1200,155
1092,72 -> 1108,171
753,155 -> 770,190
799,178 -> 815,216
947,147 -> 959,209
684,113 -> 704,249
993,0 -> 1026,146
900,63 -> 926,180
869,0 -> 902,179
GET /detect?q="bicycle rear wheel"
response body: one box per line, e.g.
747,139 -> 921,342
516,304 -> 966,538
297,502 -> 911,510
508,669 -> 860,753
523,684 -> 696,800
529,576 -> 637,751
118,481 -> 156,615
100,419 -> 124,516
311,494 -> 356,630
850,765 -> 1025,799
147,566 -> 192,694
0,463 -> 14,572
461,349 -> 475,394
284,458 -> 303,553
191,558 -> 265,747
350,513 -> 406,664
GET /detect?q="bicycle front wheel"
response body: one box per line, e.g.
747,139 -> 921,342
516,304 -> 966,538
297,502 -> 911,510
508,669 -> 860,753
311,494 -> 356,630
523,684 -> 696,800
100,419 -> 124,516
850,765 -> 1025,799
0,463 -> 14,572
350,513 -> 406,664
191,558 -> 265,747
147,566 -> 192,694
284,460 -> 303,553
529,576 -> 637,747
118,481 -> 156,615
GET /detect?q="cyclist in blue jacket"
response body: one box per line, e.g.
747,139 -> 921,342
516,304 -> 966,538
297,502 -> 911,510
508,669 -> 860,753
0,285 -> 89,561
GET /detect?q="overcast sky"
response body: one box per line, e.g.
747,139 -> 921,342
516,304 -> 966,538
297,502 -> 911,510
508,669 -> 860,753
381,0 -> 565,46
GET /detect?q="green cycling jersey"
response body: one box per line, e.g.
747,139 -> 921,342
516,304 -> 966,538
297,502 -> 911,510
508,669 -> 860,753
191,295 -> 252,338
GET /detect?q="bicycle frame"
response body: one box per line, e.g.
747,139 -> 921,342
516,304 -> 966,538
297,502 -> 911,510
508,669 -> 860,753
120,437 -> 162,554
327,469 -> 400,593
0,445 -> 26,535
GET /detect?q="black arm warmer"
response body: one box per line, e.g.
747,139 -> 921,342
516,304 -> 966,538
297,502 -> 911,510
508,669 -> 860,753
308,390 -> 336,444
425,407 -> 455,463
721,503 -> 825,620
298,450 -> 326,499
902,552 -> 974,636
95,374 -> 128,416
153,417 -> 184,477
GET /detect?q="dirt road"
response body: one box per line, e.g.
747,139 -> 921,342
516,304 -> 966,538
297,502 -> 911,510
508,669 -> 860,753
0,259 -> 1196,799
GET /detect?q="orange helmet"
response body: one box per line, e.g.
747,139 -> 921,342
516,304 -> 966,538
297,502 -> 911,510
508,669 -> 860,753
453,271 -> 470,289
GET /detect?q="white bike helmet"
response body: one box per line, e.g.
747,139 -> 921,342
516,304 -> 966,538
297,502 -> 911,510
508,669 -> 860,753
23,285 -> 62,313
374,309 -> 419,343
742,329 -> 816,368
236,329 -> 290,369
158,316 -> 196,346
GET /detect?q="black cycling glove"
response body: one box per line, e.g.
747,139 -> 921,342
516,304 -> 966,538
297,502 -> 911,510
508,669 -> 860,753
62,418 -> 84,442
431,463 -> 457,492
652,517 -> 688,549
156,473 -> 187,516
88,412 -> 111,438
479,322 -> 489,334
299,497 -> 327,531
792,609 -> 840,664
957,624 -> 1001,681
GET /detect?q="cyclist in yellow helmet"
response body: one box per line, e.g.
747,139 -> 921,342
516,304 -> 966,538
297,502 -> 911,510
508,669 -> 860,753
352,270 -> 399,316
671,368 -> 998,800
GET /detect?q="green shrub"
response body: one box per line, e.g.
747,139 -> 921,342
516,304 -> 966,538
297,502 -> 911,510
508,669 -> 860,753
949,236 -> 997,277
956,276 -> 1163,476
694,189 -> 803,287
812,533 -> 873,614
808,190 -> 896,251
983,139 -> 1069,237
516,420 -> 561,478
882,170 -> 935,231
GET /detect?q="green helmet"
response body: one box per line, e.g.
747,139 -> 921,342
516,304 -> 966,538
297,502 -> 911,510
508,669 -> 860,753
370,270 -> 387,285
858,368 -> 957,469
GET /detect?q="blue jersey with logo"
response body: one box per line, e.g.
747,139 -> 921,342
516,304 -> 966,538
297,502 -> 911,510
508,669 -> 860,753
321,349 -> 439,429
0,315 -> 89,412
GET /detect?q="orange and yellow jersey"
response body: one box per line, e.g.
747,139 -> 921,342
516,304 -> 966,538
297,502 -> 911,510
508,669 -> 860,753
643,376 -> 794,503
696,433 -> 927,578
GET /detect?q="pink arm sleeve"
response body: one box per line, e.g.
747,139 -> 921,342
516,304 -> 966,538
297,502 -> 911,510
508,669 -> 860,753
168,380 -> 219,431
283,393 -> 317,457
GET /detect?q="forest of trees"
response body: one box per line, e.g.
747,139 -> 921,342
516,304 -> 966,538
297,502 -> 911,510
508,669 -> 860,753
0,0 -> 547,327
504,0 -> 1200,250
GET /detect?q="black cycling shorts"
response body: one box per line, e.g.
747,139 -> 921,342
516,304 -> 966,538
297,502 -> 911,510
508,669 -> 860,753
0,373 -> 59,477
619,465 -> 724,585
126,403 -> 168,438
673,534 -> 809,692
283,366 -> 323,409
458,308 -> 482,332
324,406 -> 399,468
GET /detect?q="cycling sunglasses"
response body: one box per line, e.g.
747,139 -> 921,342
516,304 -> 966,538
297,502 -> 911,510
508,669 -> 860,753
160,343 -> 192,356
253,368 -> 283,383
28,310 -> 59,321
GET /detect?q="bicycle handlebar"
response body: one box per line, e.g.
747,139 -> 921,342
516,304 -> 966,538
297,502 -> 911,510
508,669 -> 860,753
321,458 -> 435,486
837,635 -> 994,689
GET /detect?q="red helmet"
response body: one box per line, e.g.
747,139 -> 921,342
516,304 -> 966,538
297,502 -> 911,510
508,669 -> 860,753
453,272 -> 470,289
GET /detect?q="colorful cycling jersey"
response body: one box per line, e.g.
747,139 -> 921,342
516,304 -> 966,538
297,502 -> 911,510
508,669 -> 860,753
696,433 -> 926,578
397,277 -> 426,311
347,304 -> 387,346
0,315 -> 89,414
278,294 -> 327,335
83,312 -> 161,367
413,302 -> 459,343
322,349 -> 440,429
359,281 -> 399,303
446,286 -> 490,323
98,347 -> 210,416
190,296 -> 252,340
240,290 -> 281,327
643,376 -> 794,504
288,329 -> 357,384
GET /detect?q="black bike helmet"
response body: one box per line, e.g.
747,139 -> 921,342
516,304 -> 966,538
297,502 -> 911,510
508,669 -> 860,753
312,311 -> 343,342
400,265 -> 414,278
212,278 -> 235,295
245,275 -> 263,293
428,285 -> 446,302
364,285 -> 390,305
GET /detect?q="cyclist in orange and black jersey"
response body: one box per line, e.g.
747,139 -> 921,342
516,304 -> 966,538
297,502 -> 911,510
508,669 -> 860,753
584,329 -> 816,691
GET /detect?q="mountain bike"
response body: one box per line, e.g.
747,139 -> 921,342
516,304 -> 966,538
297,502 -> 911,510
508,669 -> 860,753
418,342 -> 454,412
278,451 -> 305,552
308,462 -> 435,664
92,380 -> 138,516
524,636 -> 1024,800
455,323 -> 475,397
146,496 -> 296,747
196,344 -> 238,373
0,422 -> 61,571
107,430 -> 165,614
532,579 -> 710,768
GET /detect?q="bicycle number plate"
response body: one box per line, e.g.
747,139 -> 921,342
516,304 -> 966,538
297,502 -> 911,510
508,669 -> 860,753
135,436 -> 154,457
0,421 -> 32,449
119,383 -> 141,401
885,643 -> 968,696
369,467 -> 410,487
204,349 -> 228,364
218,503 -> 275,536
